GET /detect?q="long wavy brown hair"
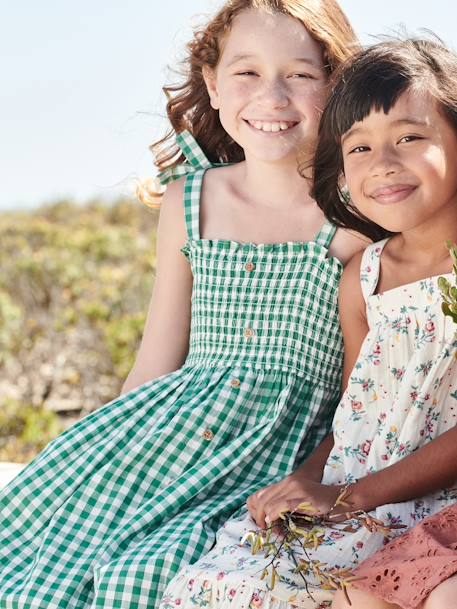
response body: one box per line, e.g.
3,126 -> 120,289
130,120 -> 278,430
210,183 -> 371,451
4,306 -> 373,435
152,0 -> 359,175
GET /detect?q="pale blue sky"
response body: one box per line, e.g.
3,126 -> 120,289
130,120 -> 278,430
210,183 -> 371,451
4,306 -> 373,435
1,1 -> 456,209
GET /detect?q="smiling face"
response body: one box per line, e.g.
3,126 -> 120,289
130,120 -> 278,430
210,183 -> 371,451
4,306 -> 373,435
341,90 -> 457,234
203,8 -> 328,165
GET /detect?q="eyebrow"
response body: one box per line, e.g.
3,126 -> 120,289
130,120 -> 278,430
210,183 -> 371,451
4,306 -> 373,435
226,54 -> 320,68
226,54 -> 255,67
342,117 -> 430,144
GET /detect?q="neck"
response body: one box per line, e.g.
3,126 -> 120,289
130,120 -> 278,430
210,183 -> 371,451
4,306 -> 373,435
237,154 -> 314,209
395,205 -> 457,268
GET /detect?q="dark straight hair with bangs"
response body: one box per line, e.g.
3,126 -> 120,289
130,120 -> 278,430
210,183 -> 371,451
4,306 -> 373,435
311,38 -> 457,241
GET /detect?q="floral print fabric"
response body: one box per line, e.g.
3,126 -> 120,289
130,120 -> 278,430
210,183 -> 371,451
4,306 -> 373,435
160,239 -> 457,609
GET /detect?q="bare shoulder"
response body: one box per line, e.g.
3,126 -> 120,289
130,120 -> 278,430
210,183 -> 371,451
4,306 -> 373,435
159,177 -> 186,214
329,227 -> 371,267
199,164 -> 243,238
157,177 -> 187,248
200,163 -> 241,200
340,249 -> 364,290
338,249 -> 370,388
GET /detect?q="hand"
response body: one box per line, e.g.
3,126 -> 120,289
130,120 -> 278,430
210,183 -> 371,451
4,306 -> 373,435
247,472 -> 343,529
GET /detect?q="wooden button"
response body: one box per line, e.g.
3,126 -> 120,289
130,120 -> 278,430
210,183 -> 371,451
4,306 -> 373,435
244,328 -> 255,339
230,378 -> 241,388
245,262 -> 256,272
202,429 -> 214,441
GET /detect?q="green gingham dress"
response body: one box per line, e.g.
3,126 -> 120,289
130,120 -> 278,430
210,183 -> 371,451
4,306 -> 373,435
0,133 -> 344,609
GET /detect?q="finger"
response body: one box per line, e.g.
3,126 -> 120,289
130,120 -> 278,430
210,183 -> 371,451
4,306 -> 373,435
247,488 -> 270,525
250,499 -> 267,529
247,488 -> 278,529
246,494 -> 258,523
264,497 -> 303,525
249,477 -> 299,529
252,495 -> 272,529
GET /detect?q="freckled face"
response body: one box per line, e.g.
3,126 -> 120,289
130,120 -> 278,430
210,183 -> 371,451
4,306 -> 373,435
204,9 -> 328,164
342,90 -> 457,233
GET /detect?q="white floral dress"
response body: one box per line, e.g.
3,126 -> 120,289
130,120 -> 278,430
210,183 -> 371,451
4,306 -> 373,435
160,239 -> 457,609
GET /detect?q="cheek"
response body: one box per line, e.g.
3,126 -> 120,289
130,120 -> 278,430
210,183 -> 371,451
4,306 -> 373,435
219,80 -> 254,102
423,148 -> 448,180
344,163 -> 366,200
297,84 -> 327,111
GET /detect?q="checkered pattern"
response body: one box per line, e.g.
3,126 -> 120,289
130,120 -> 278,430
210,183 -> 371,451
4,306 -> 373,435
183,169 -> 342,387
0,134 -> 343,609
157,131 -> 225,186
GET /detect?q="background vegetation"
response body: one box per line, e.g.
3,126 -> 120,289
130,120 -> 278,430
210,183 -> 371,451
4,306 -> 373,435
0,199 -> 158,462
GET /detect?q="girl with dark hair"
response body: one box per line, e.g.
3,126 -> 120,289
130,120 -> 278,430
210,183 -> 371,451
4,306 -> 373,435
0,2 -> 363,608
161,38 -> 457,609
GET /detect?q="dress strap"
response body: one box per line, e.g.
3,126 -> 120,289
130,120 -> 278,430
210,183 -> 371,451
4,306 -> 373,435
157,131 -> 229,240
157,131 -> 227,186
314,221 -> 337,249
360,238 -> 390,301
183,168 -> 207,240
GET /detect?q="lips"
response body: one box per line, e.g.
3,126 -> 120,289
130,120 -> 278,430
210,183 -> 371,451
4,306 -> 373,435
369,184 -> 417,205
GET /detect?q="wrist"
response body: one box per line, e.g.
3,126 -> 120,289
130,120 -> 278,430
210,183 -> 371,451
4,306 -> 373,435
327,483 -> 353,517
294,460 -> 324,483
343,479 -> 376,513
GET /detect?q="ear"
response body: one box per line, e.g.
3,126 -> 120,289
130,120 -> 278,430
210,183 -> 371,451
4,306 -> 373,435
337,174 -> 351,205
202,65 -> 220,110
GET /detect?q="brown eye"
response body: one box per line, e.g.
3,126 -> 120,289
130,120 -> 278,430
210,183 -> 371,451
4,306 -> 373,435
398,135 -> 423,144
349,146 -> 369,154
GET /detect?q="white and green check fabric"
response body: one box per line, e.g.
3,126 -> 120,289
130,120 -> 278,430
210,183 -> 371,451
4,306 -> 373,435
0,133 -> 344,609
157,131 -> 226,185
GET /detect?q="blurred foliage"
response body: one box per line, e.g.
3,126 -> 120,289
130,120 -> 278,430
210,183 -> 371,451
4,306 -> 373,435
0,198 -> 159,462
0,399 -> 63,463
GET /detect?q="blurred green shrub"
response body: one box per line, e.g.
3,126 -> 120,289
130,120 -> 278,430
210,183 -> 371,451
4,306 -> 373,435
0,399 -> 63,462
0,198 -> 159,462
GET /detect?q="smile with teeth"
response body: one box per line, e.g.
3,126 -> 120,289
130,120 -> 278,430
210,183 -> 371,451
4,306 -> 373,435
245,119 -> 299,133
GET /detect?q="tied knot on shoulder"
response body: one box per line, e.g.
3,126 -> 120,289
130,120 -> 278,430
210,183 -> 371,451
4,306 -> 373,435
157,131 -> 226,187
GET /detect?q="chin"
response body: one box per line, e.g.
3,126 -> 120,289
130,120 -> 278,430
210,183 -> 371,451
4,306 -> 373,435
253,153 -> 298,165
372,218 -> 420,234
246,142 -> 301,163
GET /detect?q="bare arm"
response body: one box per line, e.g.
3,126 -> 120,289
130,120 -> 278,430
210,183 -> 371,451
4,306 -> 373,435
121,179 -> 193,394
349,424 -> 457,513
338,250 -> 370,399
339,254 -> 457,512
279,251 -> 369,480
329,227 -> 370,267
272,255 -> 457,517
248,251 -> 369,526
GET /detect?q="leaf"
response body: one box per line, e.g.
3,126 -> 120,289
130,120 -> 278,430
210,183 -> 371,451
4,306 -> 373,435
240,531 -> 256,546
296,502 -> 318,514
271,567 -> 277,589
443,302 -> 452,317
438,277 -> 451,300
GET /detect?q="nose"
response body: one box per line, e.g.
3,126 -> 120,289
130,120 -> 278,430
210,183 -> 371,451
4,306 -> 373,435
257,79 -> 289,109
371,145 -> 402,177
